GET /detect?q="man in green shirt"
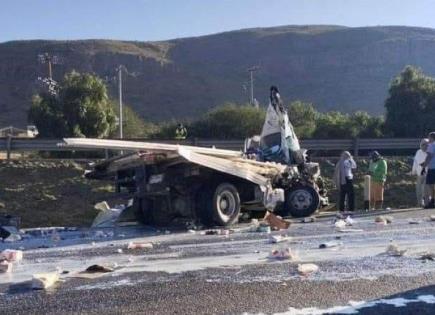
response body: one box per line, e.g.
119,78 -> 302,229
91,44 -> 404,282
369,151 -> 388,210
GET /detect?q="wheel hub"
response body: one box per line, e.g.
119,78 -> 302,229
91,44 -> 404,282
290,189 -> 313,210
217,191 -> 236,216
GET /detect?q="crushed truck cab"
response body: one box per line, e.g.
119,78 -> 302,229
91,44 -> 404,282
62,138 -> 327,227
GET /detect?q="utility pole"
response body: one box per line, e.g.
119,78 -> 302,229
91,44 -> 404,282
37,53 -> 61,95
116,65 -> 127,139
38,53 -> 59,79
247,66 -> 259,106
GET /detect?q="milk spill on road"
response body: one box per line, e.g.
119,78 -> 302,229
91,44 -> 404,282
243,295 -> 435,315
3,214 -> 435,286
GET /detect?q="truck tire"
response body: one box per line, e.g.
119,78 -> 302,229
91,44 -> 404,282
282,185 -> 320,218
197,182 -> 241,226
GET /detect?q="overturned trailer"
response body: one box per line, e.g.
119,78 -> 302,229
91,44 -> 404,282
62,138 -> 327,226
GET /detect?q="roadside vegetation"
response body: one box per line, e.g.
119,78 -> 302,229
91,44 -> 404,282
28,65 -> 435,141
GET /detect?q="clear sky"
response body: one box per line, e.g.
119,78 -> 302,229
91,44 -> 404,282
2,0 -> 435,43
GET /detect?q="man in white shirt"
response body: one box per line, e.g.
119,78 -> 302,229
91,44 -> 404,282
334,151 -> 357,212
412,138 -> 429,207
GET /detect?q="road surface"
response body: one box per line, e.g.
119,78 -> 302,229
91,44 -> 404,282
1,208 -> 435,314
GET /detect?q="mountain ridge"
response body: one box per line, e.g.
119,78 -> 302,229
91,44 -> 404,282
2,25 -> 435,127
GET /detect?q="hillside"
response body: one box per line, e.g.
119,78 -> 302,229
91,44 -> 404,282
2,25 -> 435,127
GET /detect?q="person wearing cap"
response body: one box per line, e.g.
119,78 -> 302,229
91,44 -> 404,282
333,151 -> 357,212
369,151 -> 387,210
412,138 -> 429,207
421,132 -> 435,208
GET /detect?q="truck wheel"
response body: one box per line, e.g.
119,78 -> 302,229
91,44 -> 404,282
283,185 -> 320,218
197,183 -> 241,226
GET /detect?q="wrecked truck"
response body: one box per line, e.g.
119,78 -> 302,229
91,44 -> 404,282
61,87 -> 328,226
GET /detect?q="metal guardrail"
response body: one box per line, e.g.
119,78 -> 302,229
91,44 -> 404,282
0,137 -> 422,159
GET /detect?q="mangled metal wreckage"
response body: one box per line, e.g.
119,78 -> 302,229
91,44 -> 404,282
61,86 -> 328,226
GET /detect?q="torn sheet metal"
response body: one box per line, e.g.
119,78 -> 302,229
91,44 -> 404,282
61,138 -> 242,158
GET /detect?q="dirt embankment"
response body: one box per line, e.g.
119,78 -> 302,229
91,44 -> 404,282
0,160 -> 115,228
319,157 -> 416,209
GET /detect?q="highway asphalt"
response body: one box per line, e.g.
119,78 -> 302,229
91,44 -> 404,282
1,208 -> 435,314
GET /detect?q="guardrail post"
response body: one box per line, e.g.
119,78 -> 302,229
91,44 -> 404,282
353,138 -> 360,157
105,149 -> 109,159
6,136 -> 12,160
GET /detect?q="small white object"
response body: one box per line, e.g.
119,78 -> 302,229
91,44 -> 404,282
117,248 -> 123,254
94,201 -> 111,212
127,242 -> 153,250
0,249 -> 23,262
269,235 -> 291,243
297,263 -> 319,276
334,220 -> 346,229
32,272 -> 60,289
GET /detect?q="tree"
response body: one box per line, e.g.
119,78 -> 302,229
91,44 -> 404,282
190,104 -> 266,139
110,102 -> 158,139
29,71 -> 116,138
288,101 -> 318,138
385,66 -> 435,137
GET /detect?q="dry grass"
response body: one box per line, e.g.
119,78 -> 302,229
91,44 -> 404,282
0,160 -> 117,228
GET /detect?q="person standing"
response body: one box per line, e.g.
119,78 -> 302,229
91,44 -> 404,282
334,151 -> 357,212
412,138 -> 429,207
369,151 -> 387,210
422,132 -> 435,209
175,123 -> 187,140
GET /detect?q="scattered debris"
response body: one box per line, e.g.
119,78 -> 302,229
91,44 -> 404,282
117,248 -> 123,254
92,201 -> 124,228
419,253 -> 435,261
0,226 -> 22,242
85,264 -> 114,273
301,217 -> 316,223
127,242 -> 153,250
203,230 -> 218,235
297,263 -> 319,276
0,249 -> 23,262
375,215 -> 393,225
334,220 -> 347,229
258,223 -> 271,233
429,215 -> 435,222
269,247 -> 298,260
32,272 -> 60,290
269,234 -> 291,243
409,220 -> 420,225
385,244 -> 406,257
0,260 -> 12,273
319,241 -> 343,249
264,211 -> 290,230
